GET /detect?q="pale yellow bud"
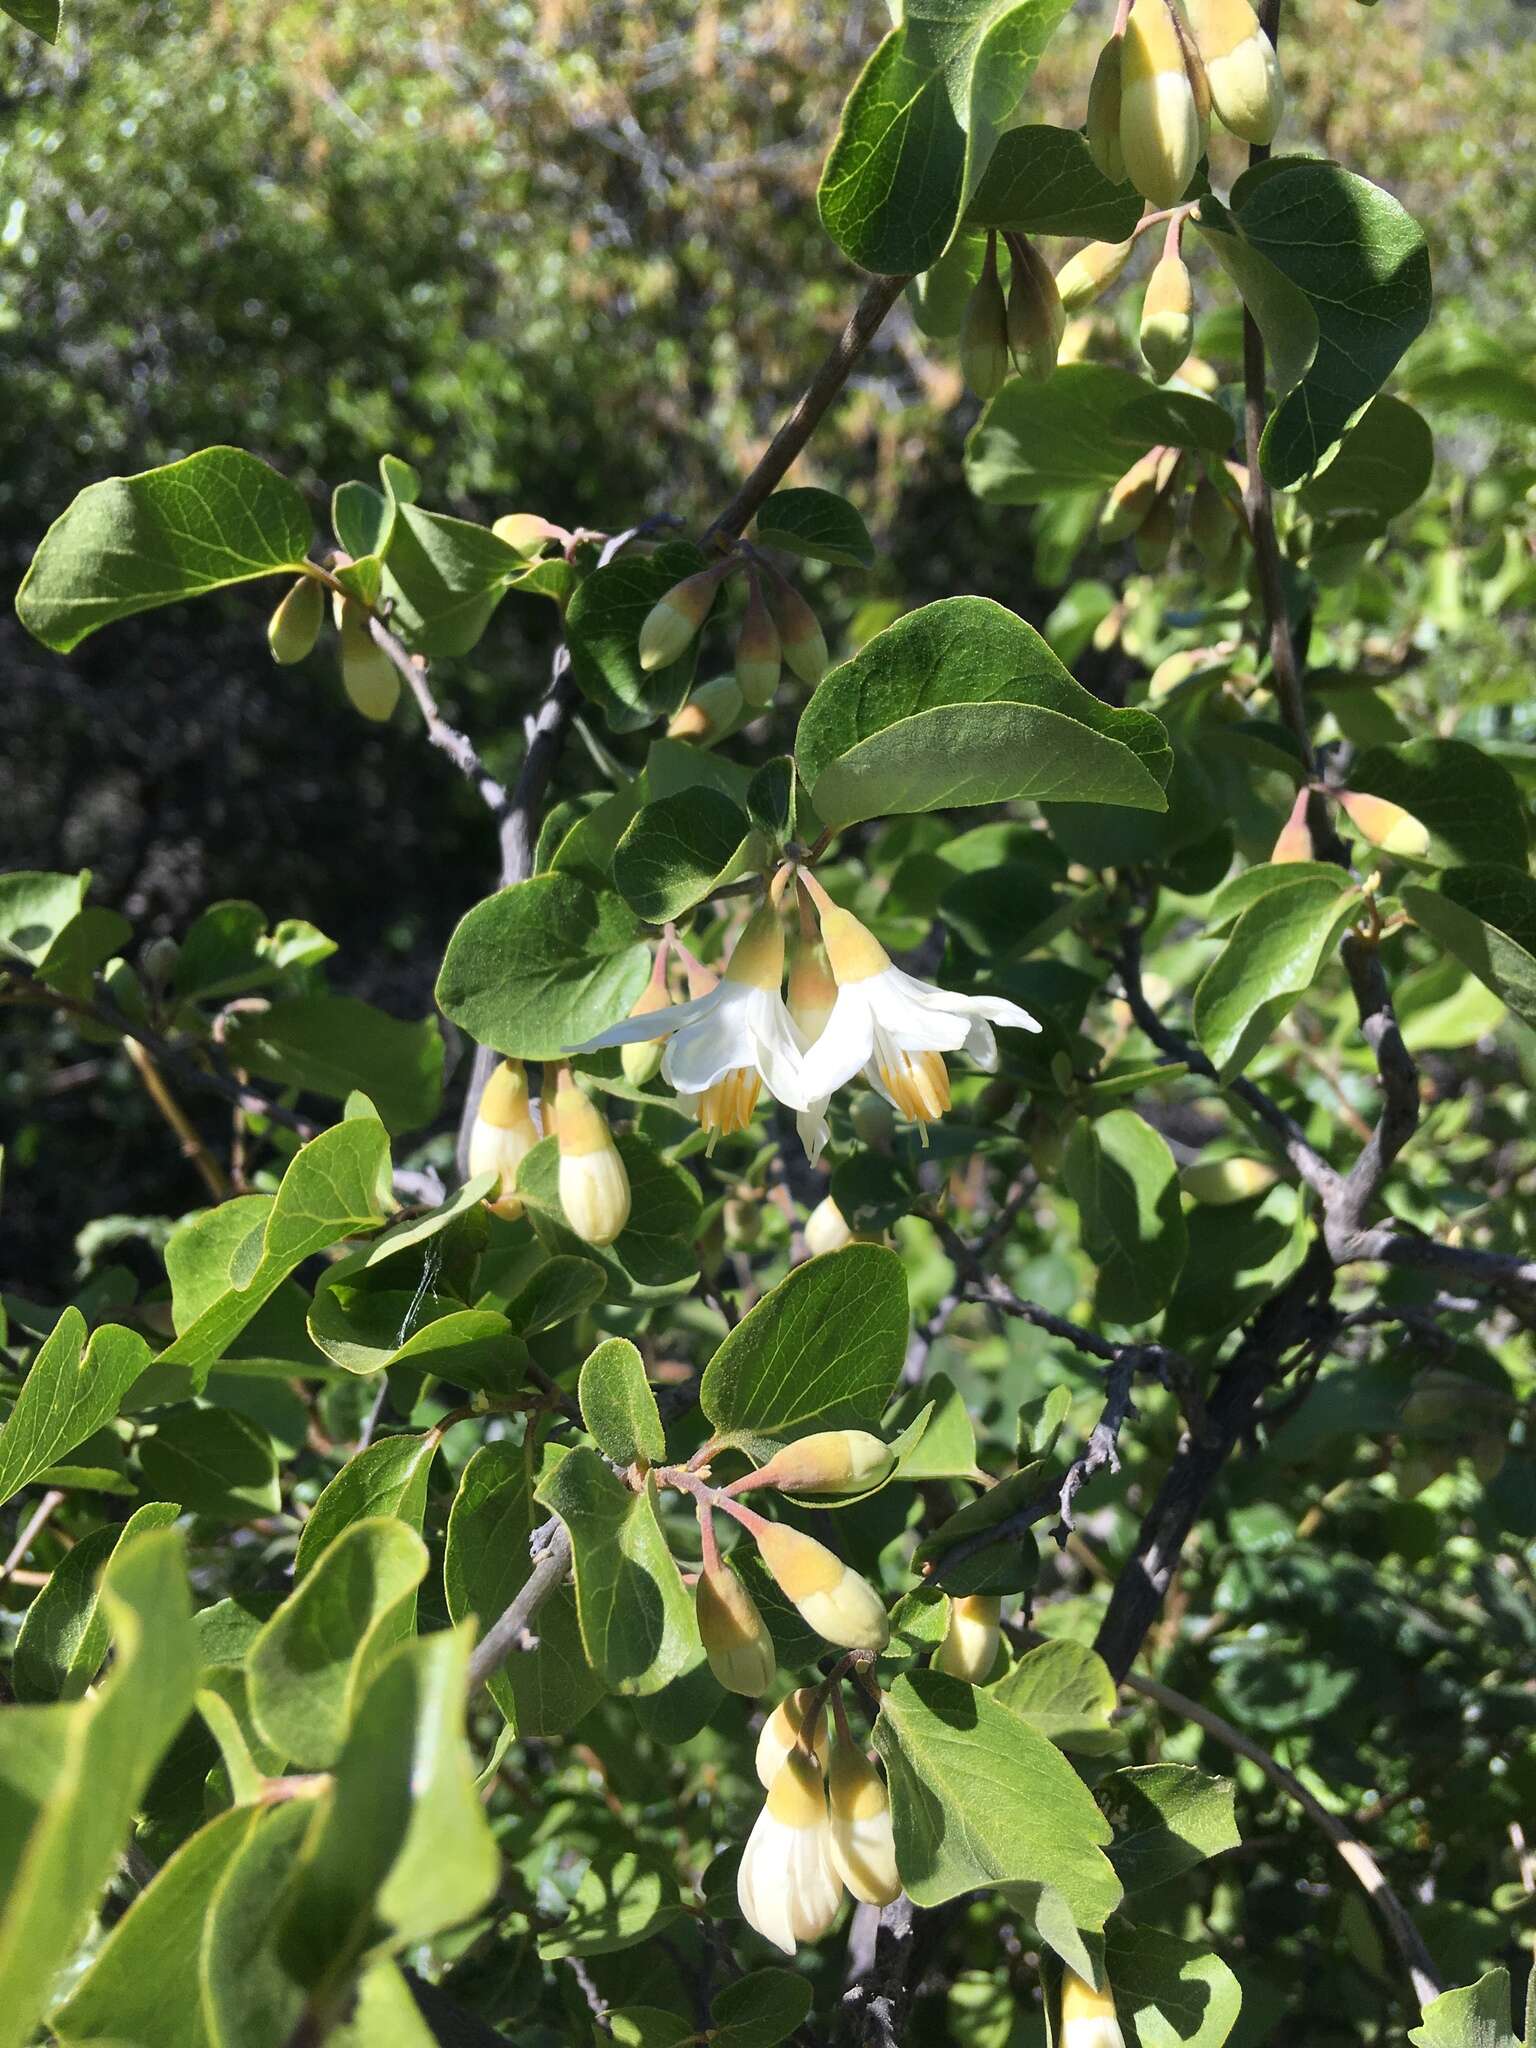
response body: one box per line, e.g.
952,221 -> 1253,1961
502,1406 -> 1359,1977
1140,254 -> 1194,384
1060,1967 -> 1127,2048
1180,1156 -> 1279,1205
267,576 -> 324,665
1337,790 -> 1431,859
756,1687 -> 831,1789
736,579 -> 782,707
1085,37 -> 1126,184
1006,236 -> 1065,382
338,601 -> 400,721
1120,0 -> 1202,208
1270,785 -> 1314,864
827,1738 -> 901,1907
737,1747 -> 842,1954
638,562 -> 730,672
804,1195 -> 854,1259
1099,447 -> 1173,542
753,1430 -> 895,1498
1184,0 -> 1284,144
620,978 -> 671,1087
491,511 -> 566,555
766,577 -> 830,687
752,1522 -> 890,1652
1055,239 -> 1134,315
960,263 -> 1010,402
1133,494 -> 1177,572
666,675 -> 744,745
933,1594 -> 1002,1683
554,1076 -> 631,1247
697,1556 -> 777,1696
468,1059 -> 540,1218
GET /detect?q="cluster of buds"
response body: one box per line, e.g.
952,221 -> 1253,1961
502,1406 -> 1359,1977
467,1059 -> 633,1245
1099,446 -> 1247,582
1087,0 -> 1283,210
960,231 -> 1066,400
639,552 -> 829,734
265,572 -> 402,724
1270,784 -> 1431,863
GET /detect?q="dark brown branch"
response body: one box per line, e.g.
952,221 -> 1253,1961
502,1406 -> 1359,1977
1325,932 -> 1421,1258
366,616 -> 510,816
465,1518 -> 574,1696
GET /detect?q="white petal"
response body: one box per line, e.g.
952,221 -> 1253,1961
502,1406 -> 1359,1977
565,986 -> 720,1054
797,1098 -> 831,1165
746,989 -> 812,1111
797,986 -> 876,1101
661,985 -> 758,1093
865,970 -> 972,1055
953,991 -> 1042,1033
962,1015 -> 999,1069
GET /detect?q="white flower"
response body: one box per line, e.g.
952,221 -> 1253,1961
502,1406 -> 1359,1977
737,1747 -> 843,1954
568,902 -> 808,1139
827,1738 -> 901,1908
786,934 -> 836,1163
796,890 -> 1041,1129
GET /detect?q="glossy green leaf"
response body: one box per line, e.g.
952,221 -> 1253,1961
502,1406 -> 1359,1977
566,540 -> 711,733
221,997 -> 443,1135
1101,1764 -> 1241,1895
435,873 -> 652,1062
991,1639 -> 1121,1755
537,1849 -> 681,1960
503,1253 -> 607,1336
0,1309 -> 150,1507
198,1798 -> 313,2048
753,487 -> 874,568
1408,1970 -> 1519,2048
612,788 -> 756,923
886,1372 -> 982,1482
1349,739 -> 1527,871
873,1669 -> 1121,1926
308,1289 -> 523,1387
966,124 -> 1142,240
1404,867 -> 1536,1029
0,868 -> 88,966
1193,874 -> 1362,1079
1300,395 -> 1435,523
579,1337 -> 666,1466
3,0 -> 61,42
13,1500 -> 181,1702
516,1132 -> 703,1305
1203,859 -> 1346,936
1104,1919 -> 1244,2048
293,1430 -> 439,1578
1194,197 -> 1319,398
711,1969 -> 814,2048
381,502 -> 524,656
967,364 -> 1213,503
138,1403 -> 280,1520
1063,1110 -> 1187,1326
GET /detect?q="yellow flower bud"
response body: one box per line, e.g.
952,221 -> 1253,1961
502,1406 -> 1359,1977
620,976 -> 671,1087
751,1521 -> 890,1653
666,675 -> 744,745
804,1195 -> 854,1259
1006,236 -> 1065,382
933,1594 -> 1001,1684
1190,476 -> 1239,566
1337,790 -> 1430,859
1055,238 -> 1134,315
1085,37 -> 1126,184
491,511 -> 566,555
788,938 -> 837,1046
1133,494 -> 1177,572
1184,0 -> 1284,144
637,562 -> 730,672
828,1737 -> 901,1907
753,1430 -> 895,1498
756,1686 -> 831,1789
1270,785 -> 1314,863
337,601 -> 400,721
735,578 -> 782,708
1180,1156 -> 1279,1205
737,1747 -> 842,1954
1120,0 -> 1203,209
554,1075 -> 631,1246
1139,254 -> 1194,384
1060,1966 -> 1127,2048
697,1555 -> 777,1696
1098,447 -> 1173,543
267,576 -> 324,665
960,259 -> 1010,402
467,1059 -> 540,1218
765,576 -> 830,687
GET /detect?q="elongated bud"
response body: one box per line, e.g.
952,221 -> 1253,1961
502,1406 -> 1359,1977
1005,235 -> 1065,382
638,560 -> 731,673
468,1059 -> 541,1218
697,1554 -> 777,1696
933,1594 -> 1001,1684
666,674 -> 743,745
752,1522 -> 890,1652
267,576 -> 324,665
1098,447 -> 1170,542
765,574 -> 830,687
1085,37 -> 1126,183
1270,785 -> 1314,864
1337,790 -> 1431,859
960,241 -> 1010,402
1139,254 -> 1194,384
621,976 -> 671,1087
850,1093 -> 895,1150
1060,1966 -> 1127,2048
737,1748 -> 842,1954
805,1195 -> 854,1258
1120,0 -> 1202,208
788,936 -> 837,1045
828,1738 -> 901,1906
1133,493 -> 1177,572
756,1687 -> 831,1789
753,1430 -> 894,1498
1180,1156 -> 1279,1205
338,601 -> 400,721
554,1075 -> 631,1246
141,935 -> 179,989
1190,475 -> 1238,566
491,511 -> 568,555
736,578 -> 782,707
1184,0 -> 1283,143
1055,238 -> 1134,315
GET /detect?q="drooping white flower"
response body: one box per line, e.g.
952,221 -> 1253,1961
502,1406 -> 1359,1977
786,932 -> 836,1163
1060,1966 -> 1128,2048
827,1737 -> 901,1908
932,1594 -> 1002,1684
755,1687 -> 830,1790
737,1747 -> 844,1954
467,1058 -> 541,1218
568,902 -> 807,1140
796,883 -> 1041,1131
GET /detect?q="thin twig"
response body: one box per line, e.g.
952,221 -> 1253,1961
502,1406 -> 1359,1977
465,1519 -> 574,1696
120,1035 -> 229,1201
1,1489 -> 65,1589
365,616 -> 509,816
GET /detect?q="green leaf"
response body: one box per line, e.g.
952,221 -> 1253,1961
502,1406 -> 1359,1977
1404,867 -> 1536,1029
699,1243 -> 908,1450
967,365 -> 1220,503
579,1337 -> 666,1466
0,1529 -> 200,2048
711,1969 -> 814,2048
444,1440 -> 604,1736
0,1310 -> 150,1507
873,1669 -> 1121,1926
504,1253 -> 607,1336
13,1500 -> 180,1703
1203,859 -> 1346,935
1062,1110 -> 1187,1326
796,597 -> 1169,829
516,1133 -> 703,1305
536,1449 -> 703,1697
1192,874 -> 1362,1080
887,1372 -> 981,1482
1299,395 -> 1434,523
0,868 -> 88,966
198,1798 -> 313,2048
308,1290 -> 520,1386
753,487 -> 875,569
1349,740 -> 1527,871
435,873 -> 652,1062
138,1403 -> 281,1520
246,1517 -> 428,1767
381,502 -> 524,657
50,1804 -> 259,2048
2,0 -> 61,43
566,541 -> 711,733
31,904 -> 133,1000
991,1639 -> 1121,1755
612,789 -> 756,923
294,1431 -> 439,1579
817,0 -> 1078,275
608,2010 -> 697,2048
746,757 -> 797,843
221,997 -> 443,1135
1194,198 -> 1319,398
173,900 -> 282,1000
1101,1764 -> 1240,1895
1408,1971 -> 1519,2048
16,447 -> 313,653
913,1464 -> 1043,1596
966,124 -> 1142,241
1114,386 -> 1235,457
1226,159 -> 1433,487
537,1849 -> 681,1960
1104,1919 -> 1245,2048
